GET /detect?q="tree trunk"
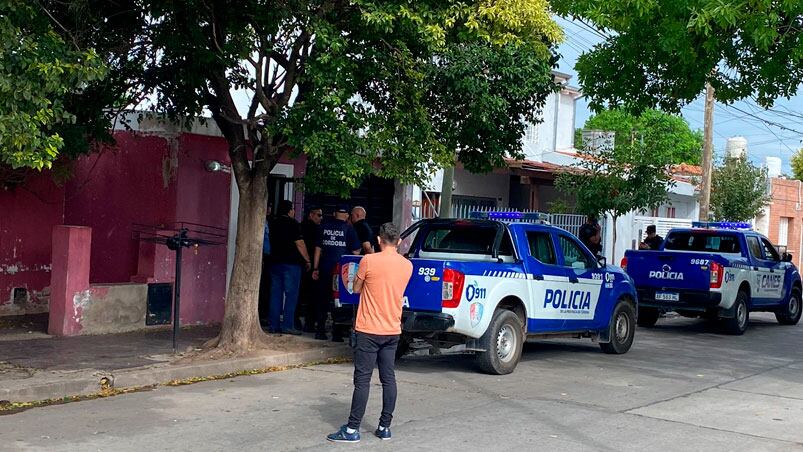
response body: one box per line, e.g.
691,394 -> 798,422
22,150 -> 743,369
209,171 -> 269,353
440,165 -> 455,218
611,216 -> 618,265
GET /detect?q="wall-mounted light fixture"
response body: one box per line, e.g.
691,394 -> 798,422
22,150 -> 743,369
205,160 -> 231,173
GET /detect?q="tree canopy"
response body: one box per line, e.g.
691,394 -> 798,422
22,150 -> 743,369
0,0 -> 148,173
556,140 -> 676,258
141,0 -> 563,194
710,156 -> 771,222
0,0 -> 104,169
578,109 -> 703,164
553,0 -> 803,112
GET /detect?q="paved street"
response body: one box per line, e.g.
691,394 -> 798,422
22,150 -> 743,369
3,312 -> 803,451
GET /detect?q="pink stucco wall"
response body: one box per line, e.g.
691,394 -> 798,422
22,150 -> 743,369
1,128 -> 308,327
173,133 -> 231,324
64,133 -> 178,284
0,171 -> 64,313
61,131 -> 233,325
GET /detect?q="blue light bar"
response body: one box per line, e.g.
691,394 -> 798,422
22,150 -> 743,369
691,221 -> 752,230
470,211 -> 550,223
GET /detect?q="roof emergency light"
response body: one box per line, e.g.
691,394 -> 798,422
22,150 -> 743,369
470,210 -> 550,224
691,221 -> 752,230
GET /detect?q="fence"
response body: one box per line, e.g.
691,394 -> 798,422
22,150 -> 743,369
631,216 -> 693,248
450,206 -> 594,236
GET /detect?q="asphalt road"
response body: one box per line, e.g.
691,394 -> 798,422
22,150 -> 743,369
3,312 -> 803,451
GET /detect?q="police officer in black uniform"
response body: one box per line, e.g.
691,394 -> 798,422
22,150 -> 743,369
312,204 -> 361,341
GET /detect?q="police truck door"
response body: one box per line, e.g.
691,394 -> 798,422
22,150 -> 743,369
522,228 -> 568,333
555,233 -> 605,330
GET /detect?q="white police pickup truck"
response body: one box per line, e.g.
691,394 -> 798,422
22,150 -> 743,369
334,212 -> 638,375
623,222 -> 802,334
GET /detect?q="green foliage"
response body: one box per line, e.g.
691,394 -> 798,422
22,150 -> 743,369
791,149 -> 803,181
556,143 -> 676,220
0,0 -> 106,169
142,0 -> 562,195
710,156 -> 771,222
578,109 -> 703,165
553,0 -> 803,112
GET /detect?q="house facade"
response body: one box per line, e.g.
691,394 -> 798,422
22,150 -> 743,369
401,72 -> 702,264
754,160 -> 802,268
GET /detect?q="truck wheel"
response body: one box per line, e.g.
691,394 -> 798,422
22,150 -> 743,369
776,288 -> 802,326
600,300 -> 636,354
476,310 -> 524,375
395,337 -> 411,360
723,291 -> 749,335
637,307 -> 659,327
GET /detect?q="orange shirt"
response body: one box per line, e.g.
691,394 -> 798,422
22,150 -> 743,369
354,249 -> 413,335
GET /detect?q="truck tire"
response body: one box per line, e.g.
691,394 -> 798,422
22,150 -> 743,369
776,288 -> 802,326
600,300 -> 636,354
476,310 -> 524,375
395,336 -> 411,360
637,307 -> 659,327
723,291 -> 749,335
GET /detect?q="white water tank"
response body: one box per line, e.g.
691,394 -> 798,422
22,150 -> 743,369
726,136 -> 748,159
766,156 -> 782,178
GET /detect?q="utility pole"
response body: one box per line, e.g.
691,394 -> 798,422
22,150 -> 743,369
439,165 -> 455,218
699,81 -> 715,221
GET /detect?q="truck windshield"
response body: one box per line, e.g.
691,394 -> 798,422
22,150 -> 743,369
664,231 -> 742,254
421,224 -> 513,255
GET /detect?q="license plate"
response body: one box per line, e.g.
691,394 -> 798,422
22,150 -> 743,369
655,291 -> 679,302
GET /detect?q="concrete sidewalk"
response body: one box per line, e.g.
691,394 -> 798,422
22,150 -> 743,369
0,327 -> 351,403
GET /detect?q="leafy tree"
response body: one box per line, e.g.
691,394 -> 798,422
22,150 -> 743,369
1,1 -> 150,184
133,0 -> 563,353
577,109 -> 703,164
710,156 -> 771,222
556,142 -> 675,259
791,148 -> 803,181
0,1 -> 105,169
553,0 -> 803,111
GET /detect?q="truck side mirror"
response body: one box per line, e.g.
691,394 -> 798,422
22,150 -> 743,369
783,253 -> 793,262
597,256 -> 607,267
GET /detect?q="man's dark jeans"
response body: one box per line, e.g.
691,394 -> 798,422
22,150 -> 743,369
348,332 -> 400,430
269,263 -> 302,331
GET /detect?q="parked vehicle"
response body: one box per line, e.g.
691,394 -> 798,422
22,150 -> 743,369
335,212 -> 637,375
622,222 -> 802,334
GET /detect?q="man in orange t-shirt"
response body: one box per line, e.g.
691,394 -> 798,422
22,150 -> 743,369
326,222 -> 413,443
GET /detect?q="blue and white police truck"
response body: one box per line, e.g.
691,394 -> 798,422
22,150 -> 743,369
334,212 -> 638,375
623,222 -> 802,335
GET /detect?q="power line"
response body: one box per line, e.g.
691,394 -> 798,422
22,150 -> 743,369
722,103 -> 803,135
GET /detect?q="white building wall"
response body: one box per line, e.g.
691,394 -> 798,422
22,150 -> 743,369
556,90 -> 576,150
425,167 -> 509,206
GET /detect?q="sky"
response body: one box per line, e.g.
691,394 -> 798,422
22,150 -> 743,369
555,16 -> 803,174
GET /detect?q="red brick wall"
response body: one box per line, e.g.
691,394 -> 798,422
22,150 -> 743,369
766,178 -> 803,268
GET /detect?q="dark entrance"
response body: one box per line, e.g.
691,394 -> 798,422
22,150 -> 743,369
304,176 -> 396,232
268,175 -> 293,211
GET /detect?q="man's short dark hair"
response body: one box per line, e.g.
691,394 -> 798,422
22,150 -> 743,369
646,225 -> 657,234
378,223 -> 400,244
277,200 -> 294,216
306,205 -> 321,214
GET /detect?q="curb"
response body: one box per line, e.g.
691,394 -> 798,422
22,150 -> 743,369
1,346 -> 351,404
